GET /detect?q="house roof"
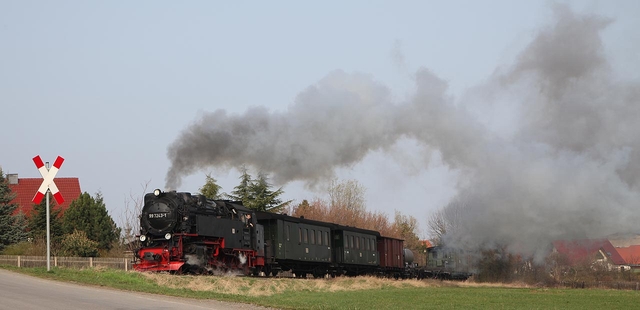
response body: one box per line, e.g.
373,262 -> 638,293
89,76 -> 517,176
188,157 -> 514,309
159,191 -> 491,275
8,177 -> 82,217
607,234 -> 640,247
614,245 -> 640,265
552,239 -> 625,265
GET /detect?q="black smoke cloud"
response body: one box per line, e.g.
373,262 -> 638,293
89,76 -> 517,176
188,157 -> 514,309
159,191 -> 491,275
166,5 -> 640,260
165,66 -> 483,189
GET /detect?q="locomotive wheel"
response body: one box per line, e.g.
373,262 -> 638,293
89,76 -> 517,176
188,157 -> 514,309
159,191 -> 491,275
261,266 -> 270,277
312,268 -> 327,278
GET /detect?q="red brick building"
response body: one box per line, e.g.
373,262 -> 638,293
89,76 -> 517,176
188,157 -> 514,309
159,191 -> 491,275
6,173 -> 82,217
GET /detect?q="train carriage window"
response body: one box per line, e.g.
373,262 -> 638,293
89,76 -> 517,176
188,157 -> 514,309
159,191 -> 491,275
304,228 -> 308,243
356,236 -> 360,249
349,235 -> 354,249
317,230 -> 322,245
299,227 -> 302,243
365,238 -> 369,250
324,231 -> 329,246
286,225 -> 290,241
310,230 -> 315,245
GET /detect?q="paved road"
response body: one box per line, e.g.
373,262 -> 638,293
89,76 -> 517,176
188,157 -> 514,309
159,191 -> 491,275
0,269 -> 269,310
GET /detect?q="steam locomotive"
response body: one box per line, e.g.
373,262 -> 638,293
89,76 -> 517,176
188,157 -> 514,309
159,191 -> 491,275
133,190 -> 465,279
133,190 -> 263,274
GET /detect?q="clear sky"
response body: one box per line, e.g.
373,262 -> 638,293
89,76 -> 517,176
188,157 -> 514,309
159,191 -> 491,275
2,1 -> 638,239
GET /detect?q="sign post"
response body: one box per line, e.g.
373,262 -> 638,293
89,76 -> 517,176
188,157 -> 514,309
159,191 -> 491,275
32,155 -> 65,271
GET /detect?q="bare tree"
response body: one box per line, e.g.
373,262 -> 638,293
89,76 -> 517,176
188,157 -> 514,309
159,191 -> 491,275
427,194 -> 467,246
118,181 -> 149,253
290,179 -> 396,236
546,251 -> 571,282
328,179 -> 366,213
393,211 -> 424,264
428,208 -> 448,245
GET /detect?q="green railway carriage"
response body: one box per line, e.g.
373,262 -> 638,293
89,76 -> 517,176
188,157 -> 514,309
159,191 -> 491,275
256,212 -> 332,277
331,225 -> 380,275
255,212 -> 391,277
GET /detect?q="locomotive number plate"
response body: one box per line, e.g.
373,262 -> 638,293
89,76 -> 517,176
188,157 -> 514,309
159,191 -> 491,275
149,213 -> 168,218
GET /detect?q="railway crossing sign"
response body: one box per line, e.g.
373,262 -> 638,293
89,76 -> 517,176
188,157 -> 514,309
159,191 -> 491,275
32,155 -> 65,204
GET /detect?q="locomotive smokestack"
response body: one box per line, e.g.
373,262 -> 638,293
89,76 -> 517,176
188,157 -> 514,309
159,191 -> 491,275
166,4 -> 640,261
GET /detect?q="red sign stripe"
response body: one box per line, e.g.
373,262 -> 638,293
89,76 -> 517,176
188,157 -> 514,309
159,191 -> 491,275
52,192 -> 65,205
33,191 -> 45,204
33,155 -> 45,169
53,156 -> 64,169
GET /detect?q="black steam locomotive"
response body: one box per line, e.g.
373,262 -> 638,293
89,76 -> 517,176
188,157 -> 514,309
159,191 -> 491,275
134,190 -> 263,273
134,190 -> 467,279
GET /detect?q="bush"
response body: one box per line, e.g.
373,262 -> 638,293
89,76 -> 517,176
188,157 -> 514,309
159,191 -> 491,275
1,238 -> 55,256
59,230 -> 99,257
1,241 -> 32,255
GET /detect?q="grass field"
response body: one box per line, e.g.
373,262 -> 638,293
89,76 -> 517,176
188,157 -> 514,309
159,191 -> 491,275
2,266 -> 639,309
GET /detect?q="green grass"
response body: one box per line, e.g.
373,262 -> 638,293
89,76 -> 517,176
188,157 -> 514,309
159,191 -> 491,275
266,287 -> 639,310
2,265 -> 639,309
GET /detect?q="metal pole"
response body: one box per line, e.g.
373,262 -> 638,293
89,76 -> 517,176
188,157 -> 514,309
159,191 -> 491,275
46,162 -> 50,272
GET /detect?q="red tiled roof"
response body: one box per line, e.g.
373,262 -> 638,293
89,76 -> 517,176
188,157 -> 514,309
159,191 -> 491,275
8,178 -> 82,217
552,239 -> 625,265
602,242 -> 627,265
614,245 -> 640,265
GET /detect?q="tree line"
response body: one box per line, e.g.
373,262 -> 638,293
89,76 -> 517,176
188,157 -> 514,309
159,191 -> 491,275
0,168 -> 120,257
201,172 -> 426,264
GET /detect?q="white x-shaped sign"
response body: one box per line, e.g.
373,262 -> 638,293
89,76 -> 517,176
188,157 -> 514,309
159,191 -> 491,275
32,155 -> 65,205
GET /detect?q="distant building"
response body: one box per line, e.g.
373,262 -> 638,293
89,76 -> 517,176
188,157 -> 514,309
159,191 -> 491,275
613,245 -> 640,270
419,240 -> 432,248
551,238 -> 640,271
6,173 -> 82,217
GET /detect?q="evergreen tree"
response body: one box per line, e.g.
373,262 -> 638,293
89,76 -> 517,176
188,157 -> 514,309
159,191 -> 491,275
226,168 -> 292,212
249,172 -> 292,213
27,197 -> 64,243
0,169 -> 27,252
226,166 -> 254,203
199,173 -> 222,199
12,210 -> 28,240
62,192 -> 120,253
